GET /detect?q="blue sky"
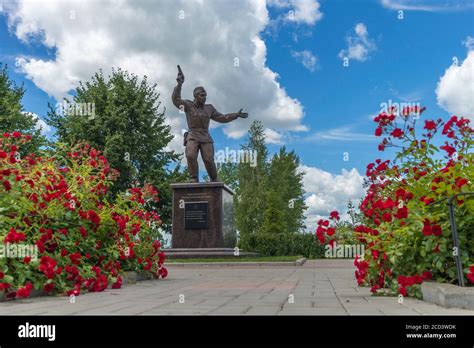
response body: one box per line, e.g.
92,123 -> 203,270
262,0 -> 474,172
1,0 -> 473,227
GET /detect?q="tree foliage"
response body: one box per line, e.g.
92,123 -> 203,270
46,68 -> 187,231
0,63 -> 47,154
233,120 -> 307,252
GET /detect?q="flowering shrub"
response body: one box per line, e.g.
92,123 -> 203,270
354,107 -> 473,297
315,210 -> 340,247
0,132 -> 167,299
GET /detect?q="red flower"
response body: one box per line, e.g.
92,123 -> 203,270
111,276 -> 123,289
66,287 -> 81,297
0,151 -> 7,159
455,178 -> 468,188
431,225 -> 442,237
0,283 -> 11,290
316,229 -> 325,244
158,252 -> 166,265
420,196 -> 434,205
0,272 -> 4,279
381,212 -> 392,222
80,226 -> 87,238
391,128 -> 404,138
422,271 -> 432,281
375,127 -> 383,136
86,210 -> 100,226
39,256 -> 57,279
329,211 -> 340,221
424,120 -> 436,130
4,228 -> 26,243
36,240 -> 45,253
69,253 -> 82,265
58,228 -> 68,235
90,148 -> 98,158
2,180 -> 11,191
440,144 -> 456,156
398,275 -> 412,287
422,219 -> 432,236
468,267 -> 474,284
43,283 -> 55,293
326,227 -> 336,236
317,219 -> 329,227
371,249 -> 379,259
16,282 -> 33,299
399,286 -> 407,296
12,131 -> 22,138
383,198 -> 396,209
158,267 -> 168,279
394,207 -> 408,219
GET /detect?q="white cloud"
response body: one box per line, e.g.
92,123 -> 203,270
306,125 -> 377,142
22,111 -> 52,136
463,36 -> 474,50
285,0 -> 323,25
436,50 -> 474,121
264,128 -> 284,144
265,0 -> 323,38
6,0 -> 309,155
268,0 -> 323,25
300,165 -> 365,231
380,0 -> 474,12
338,23 -> 376,62
291,50 -> 318,72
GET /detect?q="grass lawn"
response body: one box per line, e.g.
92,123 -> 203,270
166,255 -> 304,263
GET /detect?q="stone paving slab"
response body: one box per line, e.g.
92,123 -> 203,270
1,260 -> 474,315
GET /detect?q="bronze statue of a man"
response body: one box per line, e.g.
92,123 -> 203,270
172,65 -> 248,182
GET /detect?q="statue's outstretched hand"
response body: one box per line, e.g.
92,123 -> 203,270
237,108 -> 248,118
176,65 -> 185,85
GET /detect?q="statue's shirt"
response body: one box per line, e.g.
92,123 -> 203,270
172,85 -> 238,143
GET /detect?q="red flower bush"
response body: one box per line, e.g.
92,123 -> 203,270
0,134 -> 167,299
315,212 -> 340,245
354,107 -> 473,297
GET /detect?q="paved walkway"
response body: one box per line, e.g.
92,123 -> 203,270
1,260 -> 473,315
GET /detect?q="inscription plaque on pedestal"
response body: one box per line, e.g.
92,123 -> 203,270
184,202 -> 208,229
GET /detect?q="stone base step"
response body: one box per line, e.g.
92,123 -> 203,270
163,248 -> 259,259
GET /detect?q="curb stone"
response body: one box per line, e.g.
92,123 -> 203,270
0,270 -> 154,302
166,258 -> 307,267
421,281 -> 474,310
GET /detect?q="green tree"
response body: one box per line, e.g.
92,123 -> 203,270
261,189 -> 287,234
46,68 -> 187,232
235,120 -> 269,248
264,147 -> 307,234
218,161 -> 239,191
346,199 -> 364,227
0,63 -> 47,154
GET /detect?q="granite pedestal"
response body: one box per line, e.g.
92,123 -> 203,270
170,182 -> 236,249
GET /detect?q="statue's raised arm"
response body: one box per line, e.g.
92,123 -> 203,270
176,65 -> 184,85
172,65 -> 186,109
